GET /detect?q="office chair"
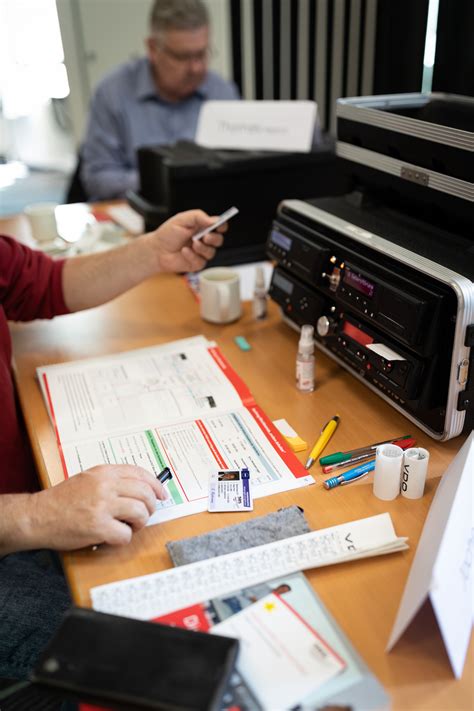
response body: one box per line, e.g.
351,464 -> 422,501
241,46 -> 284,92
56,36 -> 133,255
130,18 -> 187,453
64,156 -> 88,204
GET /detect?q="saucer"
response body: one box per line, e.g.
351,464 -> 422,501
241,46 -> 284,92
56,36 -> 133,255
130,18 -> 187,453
35,238 -> 71,256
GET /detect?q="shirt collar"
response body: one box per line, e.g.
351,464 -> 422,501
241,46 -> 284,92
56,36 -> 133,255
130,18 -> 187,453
136,59 -> 211,102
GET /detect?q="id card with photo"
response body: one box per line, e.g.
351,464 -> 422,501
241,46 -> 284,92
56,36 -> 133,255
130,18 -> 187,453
208,468 -> 253,512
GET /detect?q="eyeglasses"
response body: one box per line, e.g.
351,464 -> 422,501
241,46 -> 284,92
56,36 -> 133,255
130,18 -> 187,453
154,40 -> 212,64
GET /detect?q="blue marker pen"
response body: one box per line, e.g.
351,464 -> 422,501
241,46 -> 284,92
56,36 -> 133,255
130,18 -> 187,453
323,459 -> 375,490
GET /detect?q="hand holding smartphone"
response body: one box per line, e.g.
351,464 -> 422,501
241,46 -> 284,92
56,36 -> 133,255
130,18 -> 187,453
192,206 -> 239,242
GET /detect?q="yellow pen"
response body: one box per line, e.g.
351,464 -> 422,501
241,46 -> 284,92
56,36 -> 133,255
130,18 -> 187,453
305,415 -> 340,469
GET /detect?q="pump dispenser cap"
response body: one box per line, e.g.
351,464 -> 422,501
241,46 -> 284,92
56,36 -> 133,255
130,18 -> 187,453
299,325 -> 315,355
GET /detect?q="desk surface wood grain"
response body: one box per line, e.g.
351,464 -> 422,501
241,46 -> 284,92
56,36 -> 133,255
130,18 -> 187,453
6,214 -> 472,710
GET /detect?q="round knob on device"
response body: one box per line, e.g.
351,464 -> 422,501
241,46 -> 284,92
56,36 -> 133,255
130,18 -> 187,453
317,315 -> 336,337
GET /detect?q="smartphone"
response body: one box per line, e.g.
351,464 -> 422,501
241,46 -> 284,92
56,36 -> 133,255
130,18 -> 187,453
192,206 -> 239,242
32,607 -> 239,711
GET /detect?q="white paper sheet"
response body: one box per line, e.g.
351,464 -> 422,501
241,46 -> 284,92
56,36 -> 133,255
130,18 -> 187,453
366,343 -> 406,361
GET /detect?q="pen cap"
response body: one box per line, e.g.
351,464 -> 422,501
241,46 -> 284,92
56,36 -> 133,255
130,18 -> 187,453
401,447 -> 429,499
373,444 -> 403,500
298,325 -> 314,355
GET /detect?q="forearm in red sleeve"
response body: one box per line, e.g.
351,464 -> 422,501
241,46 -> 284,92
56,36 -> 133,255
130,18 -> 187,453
0,236 -> 69,321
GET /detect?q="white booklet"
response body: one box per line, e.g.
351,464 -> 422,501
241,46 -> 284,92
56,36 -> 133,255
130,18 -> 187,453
37,336 -> 313,524
90,513 -> 408,619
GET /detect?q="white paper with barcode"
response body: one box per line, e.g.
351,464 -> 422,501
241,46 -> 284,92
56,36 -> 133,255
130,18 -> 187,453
91,513 -> 408,619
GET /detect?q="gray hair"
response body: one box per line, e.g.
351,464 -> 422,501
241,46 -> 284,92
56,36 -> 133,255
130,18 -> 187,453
149,0 -> 209,35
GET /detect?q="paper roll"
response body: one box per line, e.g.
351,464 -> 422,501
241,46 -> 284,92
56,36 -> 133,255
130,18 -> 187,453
373,444 -> 403,500
401,447 -> 429,499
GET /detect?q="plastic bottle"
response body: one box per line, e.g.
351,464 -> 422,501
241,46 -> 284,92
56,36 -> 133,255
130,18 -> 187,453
296,324 -> 315,391
252,265 -> 267,320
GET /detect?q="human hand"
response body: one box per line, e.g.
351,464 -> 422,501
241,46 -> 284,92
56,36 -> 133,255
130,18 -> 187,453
28,465 -> 166,550
146,209 -> 227,273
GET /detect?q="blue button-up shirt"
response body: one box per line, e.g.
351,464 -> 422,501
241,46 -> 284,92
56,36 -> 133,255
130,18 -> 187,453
81,57 -> 240,201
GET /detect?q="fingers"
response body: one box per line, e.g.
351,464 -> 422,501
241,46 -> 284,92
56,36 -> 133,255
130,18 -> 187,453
173,210 -> 229,239
116,478 -> 159,516
187,227 -> 225,269
79,464 -> 168,547
32,464 -> 170,552
101,519 -> 134,547
114,464 -> 167,500
112,498 -> 151,532
201,230 -> 225,248
192,239 -> 220,262
205,220 -> 229,235
152,209 -> 228,275
174,209 -> 217,231
180,246 -> 210,272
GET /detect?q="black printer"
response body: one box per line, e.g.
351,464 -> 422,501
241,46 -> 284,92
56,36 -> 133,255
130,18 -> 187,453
128,140 -> 349,265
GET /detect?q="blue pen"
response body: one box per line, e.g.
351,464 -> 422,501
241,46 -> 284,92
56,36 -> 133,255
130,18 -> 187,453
323,459 -> 375,490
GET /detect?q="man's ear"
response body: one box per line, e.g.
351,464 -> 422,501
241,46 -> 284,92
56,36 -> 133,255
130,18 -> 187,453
145,36 -> 156,60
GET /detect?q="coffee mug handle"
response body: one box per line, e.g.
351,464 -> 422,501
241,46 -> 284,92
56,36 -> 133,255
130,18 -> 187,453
218,283 -> 230,322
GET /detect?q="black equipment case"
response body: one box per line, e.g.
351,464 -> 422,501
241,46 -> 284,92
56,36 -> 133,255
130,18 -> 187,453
267,196 -> 473,440
128,140 -> 348,266
335,93 -> 473,235
267,94 -> 473,440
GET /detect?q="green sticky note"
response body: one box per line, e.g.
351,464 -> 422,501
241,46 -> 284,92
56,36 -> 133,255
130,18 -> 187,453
235,336 -> 251,351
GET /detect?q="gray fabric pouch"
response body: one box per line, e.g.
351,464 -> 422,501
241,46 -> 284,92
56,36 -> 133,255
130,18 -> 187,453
166,506 -> 311,567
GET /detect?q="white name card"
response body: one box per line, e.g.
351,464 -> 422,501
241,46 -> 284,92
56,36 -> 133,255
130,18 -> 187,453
196,100 -> 317,153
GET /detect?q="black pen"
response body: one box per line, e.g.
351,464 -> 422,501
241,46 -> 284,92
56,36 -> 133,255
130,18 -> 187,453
157,467 -> 173,484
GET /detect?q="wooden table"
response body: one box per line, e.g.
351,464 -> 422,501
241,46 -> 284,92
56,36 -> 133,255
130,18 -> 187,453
5,212 -> 472,710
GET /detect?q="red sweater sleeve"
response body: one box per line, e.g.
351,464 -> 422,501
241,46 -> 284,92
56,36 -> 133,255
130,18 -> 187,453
0,235 -> 69,321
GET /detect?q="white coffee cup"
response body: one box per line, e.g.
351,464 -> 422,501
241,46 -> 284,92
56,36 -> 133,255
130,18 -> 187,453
24,202 -> 59,243
199,267 -> 241,324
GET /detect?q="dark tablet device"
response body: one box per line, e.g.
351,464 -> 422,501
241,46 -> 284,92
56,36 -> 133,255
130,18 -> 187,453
32,607 -> 239,711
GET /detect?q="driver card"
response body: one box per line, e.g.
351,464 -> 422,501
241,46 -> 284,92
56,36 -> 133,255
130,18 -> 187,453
208,468 -> 253,512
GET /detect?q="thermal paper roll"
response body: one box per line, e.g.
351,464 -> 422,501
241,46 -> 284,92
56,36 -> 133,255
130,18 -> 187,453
401,447 -> 429,499
373,443 -> 403,500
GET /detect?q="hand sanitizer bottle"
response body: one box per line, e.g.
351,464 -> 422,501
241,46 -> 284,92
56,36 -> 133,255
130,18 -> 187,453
252,265 -> 267,320
296,324 -> 315,392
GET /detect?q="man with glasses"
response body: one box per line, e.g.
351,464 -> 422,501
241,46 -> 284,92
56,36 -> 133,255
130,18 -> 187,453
81,0 -> 239,201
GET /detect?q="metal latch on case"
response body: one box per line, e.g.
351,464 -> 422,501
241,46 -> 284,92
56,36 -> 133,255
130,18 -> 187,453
457,358 -> 469,386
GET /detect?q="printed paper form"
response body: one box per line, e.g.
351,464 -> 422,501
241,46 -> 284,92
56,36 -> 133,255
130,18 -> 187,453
61,404 -> 313,525
91,513 -> 408,618
37,336 -> 313,525
211,593 -> 345,710
38,337 -> 246,442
